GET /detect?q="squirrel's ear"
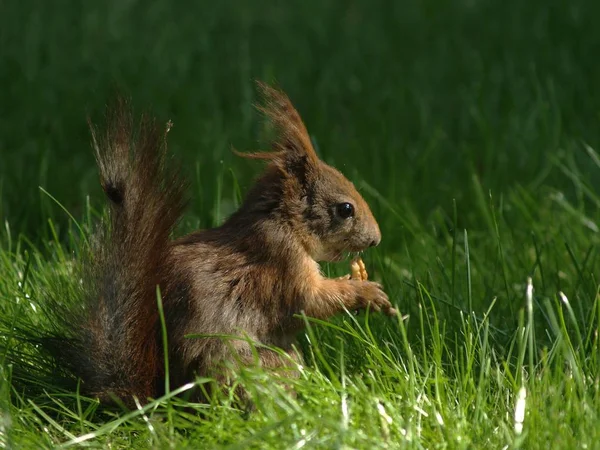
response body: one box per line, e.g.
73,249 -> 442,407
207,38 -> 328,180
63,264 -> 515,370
256,81 -> 320,167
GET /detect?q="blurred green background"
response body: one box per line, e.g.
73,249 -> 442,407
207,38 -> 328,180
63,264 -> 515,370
2,0 -> 600,335
3,0 -> 599,231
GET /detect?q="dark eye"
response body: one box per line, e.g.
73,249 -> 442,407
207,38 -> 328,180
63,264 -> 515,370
336,202 -> 355,219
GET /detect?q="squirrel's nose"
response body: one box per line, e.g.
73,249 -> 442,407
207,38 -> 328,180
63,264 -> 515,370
367,219 -> 381,248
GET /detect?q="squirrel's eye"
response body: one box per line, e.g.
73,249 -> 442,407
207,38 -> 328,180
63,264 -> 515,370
336,202 -> 355,219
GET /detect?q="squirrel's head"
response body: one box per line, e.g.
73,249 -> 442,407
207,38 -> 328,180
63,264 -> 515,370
236,82 -> 381,262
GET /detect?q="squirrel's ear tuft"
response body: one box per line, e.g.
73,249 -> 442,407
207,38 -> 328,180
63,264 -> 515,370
232,148 -> 285,161
255,81 -> 319,166
235,82 -> 320,187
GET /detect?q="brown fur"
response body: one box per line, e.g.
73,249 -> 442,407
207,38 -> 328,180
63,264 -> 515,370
69,99 -> 187,404
77,83 -> 394,405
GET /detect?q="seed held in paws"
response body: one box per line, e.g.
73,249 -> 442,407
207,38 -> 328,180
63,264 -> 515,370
350,257 -> 368,281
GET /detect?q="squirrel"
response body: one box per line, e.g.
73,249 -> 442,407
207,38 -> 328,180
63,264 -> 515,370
49,82 -> 396,406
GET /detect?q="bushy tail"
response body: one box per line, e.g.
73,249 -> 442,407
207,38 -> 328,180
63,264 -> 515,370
68,100 -> 186,403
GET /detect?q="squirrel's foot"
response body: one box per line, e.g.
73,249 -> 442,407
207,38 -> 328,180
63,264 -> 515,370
349,280 -> 397,316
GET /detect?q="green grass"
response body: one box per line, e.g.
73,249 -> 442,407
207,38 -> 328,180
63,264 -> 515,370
2,0 -> 600,447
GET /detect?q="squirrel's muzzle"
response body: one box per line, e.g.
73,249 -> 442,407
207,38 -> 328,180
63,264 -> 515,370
367,223 -> 382,248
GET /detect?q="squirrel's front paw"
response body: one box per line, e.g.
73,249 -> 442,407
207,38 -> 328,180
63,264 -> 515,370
351,280 -> 397,316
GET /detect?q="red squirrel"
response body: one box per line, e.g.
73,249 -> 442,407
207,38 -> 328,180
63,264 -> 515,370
56,82 -> 396,405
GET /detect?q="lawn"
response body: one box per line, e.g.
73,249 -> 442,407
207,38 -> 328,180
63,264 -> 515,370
2,0 -> 600,447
